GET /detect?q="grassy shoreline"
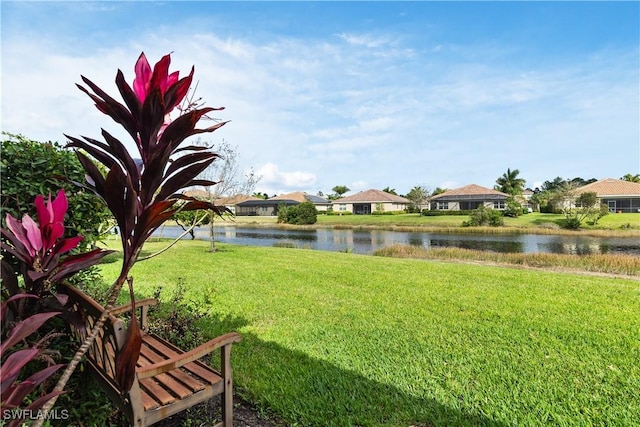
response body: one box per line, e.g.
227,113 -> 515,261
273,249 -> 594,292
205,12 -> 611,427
98,241 -> 640,427
205,212 -> 640,238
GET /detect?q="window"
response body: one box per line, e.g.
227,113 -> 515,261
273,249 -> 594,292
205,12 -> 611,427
493,201 -> 505,209
338,204 -> 346,212
437,202 -> 448,210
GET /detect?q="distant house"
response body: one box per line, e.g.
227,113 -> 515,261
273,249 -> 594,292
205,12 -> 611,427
270,192 -> 332,212
235,192 -> 331,216
574,178 -> 640,213
518,189 -> 537,212
333,189 -> 410,214
215,195 -> 262,215
430,184 -> 509,211
183,191 -> 261,215
235,199 -> 297,216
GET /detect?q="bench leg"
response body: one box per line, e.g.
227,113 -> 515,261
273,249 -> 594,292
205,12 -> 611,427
222,344 -> 233,426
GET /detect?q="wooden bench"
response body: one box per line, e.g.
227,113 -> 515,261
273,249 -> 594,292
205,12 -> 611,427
59,283 -> 242,426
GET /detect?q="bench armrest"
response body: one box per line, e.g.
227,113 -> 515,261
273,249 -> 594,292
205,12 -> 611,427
136,332 -> 242,380
109,298 -> 159,316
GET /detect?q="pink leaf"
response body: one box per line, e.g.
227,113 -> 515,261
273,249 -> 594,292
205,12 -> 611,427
133,52 -> 152,102
34,194 -> 50,228
51,189 -> 68,224
5,214 -> 35,258
54,235 -> 83,255
21,215 -> 42,254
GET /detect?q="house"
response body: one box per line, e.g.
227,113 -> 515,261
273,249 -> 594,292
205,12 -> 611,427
270,192 -> 332,212
182,190 -> 261,215
235,192 -> 331,216
574,178 -> 640,213
333,189 -> 410,214
235,198 -> 298,216
429,184 -> 509,211
215,195 -> 262,215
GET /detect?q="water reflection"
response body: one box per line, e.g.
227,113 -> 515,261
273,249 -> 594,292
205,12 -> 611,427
153,226 -> 640,256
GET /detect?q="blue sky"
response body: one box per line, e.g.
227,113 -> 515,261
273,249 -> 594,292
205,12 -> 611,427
2,1 -> 638,196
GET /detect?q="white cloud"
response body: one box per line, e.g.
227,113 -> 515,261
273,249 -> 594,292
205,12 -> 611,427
256,162 -> 317,194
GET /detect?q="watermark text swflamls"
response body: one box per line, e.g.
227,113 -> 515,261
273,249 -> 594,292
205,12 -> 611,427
2,409 -> 70,421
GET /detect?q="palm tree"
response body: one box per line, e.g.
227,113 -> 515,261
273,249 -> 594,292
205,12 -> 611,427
621,173 -> 640,183
495,168 -> 526,195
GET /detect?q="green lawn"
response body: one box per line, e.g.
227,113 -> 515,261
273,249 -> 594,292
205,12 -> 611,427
99,241 -> 640,426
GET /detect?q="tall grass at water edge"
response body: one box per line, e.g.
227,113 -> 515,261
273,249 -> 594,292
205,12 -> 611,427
374,245 -> 640,276
98,240 -> 640,427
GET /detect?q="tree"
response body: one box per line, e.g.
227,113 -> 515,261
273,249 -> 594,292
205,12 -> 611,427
194,139 -> 261,251
504,196 -> 523,218
382,187 -> 397,195
252,191 -> 269,199
330,185 -> 350,200
173,207 -> 210,239
495,168 -> 526,196
621,173 -> 640,183
405,185 -> 429,213
561,191 -> 601,229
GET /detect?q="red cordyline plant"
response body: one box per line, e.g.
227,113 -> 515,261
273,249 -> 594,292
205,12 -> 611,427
35,52 -> 228,423
1,190 -> 112,424
1,190 -> 112,304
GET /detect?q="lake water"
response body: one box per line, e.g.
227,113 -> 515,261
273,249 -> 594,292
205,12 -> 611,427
153,226 -> 640,256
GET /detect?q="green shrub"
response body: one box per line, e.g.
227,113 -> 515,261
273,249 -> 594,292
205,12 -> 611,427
278,202 -> 318,224
463,205 -> 504,227
503,196 -> 523,218
1,132 -> 112,251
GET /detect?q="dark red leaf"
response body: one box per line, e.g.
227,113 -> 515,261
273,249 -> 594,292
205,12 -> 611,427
155,159 -> 216,203
163,67 -> 194,112
115,69 -> 141,120
1,259 -> 20,297
3,364 -> 64,406
159,108 -> 216,152
78,76 -> 138,141
74,151 -> 107,197
103,167 -> 137,242
138,89 -> 165,157
0,348 -> 39,393
164,151 -> 217,180
49,249 -> 115,283
101,129 -> 140,186
115,280 -> 142,393
0,312 -> 61,359
65,134 -> 118,172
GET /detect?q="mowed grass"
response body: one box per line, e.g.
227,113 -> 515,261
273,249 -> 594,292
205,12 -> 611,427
99,240 -> 640,426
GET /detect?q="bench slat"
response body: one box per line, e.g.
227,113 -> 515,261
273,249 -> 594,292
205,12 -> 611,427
142,335 -> 223,384
137,350 -> 196,398
138,377 -> 177,407
138,343 -> 207,393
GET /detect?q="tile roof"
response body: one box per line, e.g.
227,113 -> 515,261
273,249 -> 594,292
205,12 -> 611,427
181,191 -> 261,205
270,192 -> 330,204
576,178 -> 640,197
430,184 -> 509,200
335,189 -> 410,204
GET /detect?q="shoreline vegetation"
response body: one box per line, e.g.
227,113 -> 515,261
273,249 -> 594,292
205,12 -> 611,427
153,212 -> 640,277
98,240 -> 640,426
203,212 -> 640,238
